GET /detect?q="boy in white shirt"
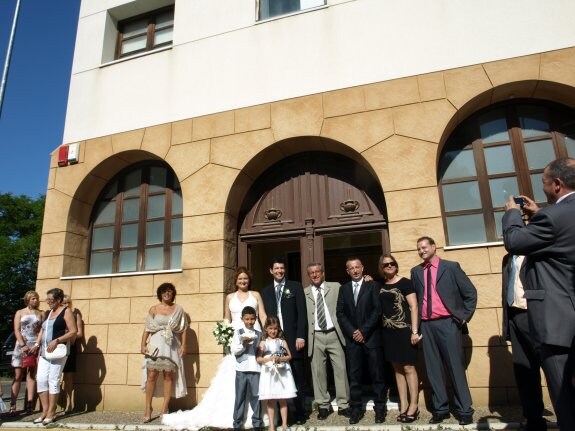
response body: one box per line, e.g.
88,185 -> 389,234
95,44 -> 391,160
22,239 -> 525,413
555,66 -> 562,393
231,306 -> 263,431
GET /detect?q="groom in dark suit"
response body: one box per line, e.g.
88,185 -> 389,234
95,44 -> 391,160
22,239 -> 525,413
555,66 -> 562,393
336,257 -> 386,425
503,158 -> 575,431
261,257 -> 307,424
410,236 -> 477,426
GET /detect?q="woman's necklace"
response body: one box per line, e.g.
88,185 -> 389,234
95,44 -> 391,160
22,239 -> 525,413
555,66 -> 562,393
386,274 -> 399,284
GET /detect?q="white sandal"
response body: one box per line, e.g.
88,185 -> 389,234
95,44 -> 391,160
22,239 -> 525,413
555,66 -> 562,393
33,417 -> 45,424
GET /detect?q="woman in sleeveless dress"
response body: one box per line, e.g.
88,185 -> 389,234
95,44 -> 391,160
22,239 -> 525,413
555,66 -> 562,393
141,283 -> 189,422
162,267 -> 267,430
378,254 -> 421,423
10,290 -> 43,415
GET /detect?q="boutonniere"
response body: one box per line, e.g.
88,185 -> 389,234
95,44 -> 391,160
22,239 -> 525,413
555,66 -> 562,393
283,288 -> 293,298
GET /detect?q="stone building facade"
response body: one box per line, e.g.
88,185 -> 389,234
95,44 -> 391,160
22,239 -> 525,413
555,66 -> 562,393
37,0 -> 575,411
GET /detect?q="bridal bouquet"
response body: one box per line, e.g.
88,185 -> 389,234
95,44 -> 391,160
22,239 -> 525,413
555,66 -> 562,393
213,319 -> 234,347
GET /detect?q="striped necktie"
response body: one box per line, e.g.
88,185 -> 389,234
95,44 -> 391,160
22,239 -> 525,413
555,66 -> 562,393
316,286 -> 327,330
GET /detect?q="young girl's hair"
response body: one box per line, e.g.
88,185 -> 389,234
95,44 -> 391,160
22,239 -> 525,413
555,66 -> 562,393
263,316 -> 285,340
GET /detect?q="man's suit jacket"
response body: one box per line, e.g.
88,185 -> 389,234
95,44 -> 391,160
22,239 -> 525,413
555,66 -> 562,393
410,259 -> 477,325
502,193 -> 575,348
262,279 -> 307,359
304,281 -> 346,357
336,279 -> 383,348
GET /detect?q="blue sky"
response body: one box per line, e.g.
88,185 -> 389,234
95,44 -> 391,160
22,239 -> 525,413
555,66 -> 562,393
0,0 -> 80,198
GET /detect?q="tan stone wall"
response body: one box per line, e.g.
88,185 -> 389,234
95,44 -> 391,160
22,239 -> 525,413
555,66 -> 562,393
37,47 -> 575,410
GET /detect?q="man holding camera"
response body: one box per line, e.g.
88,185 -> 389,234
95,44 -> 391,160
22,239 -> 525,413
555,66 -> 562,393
503,158 -> 575,431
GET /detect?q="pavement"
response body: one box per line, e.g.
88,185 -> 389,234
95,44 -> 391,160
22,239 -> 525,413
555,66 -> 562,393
0,381 -> 559,430
0,404 -> 559,431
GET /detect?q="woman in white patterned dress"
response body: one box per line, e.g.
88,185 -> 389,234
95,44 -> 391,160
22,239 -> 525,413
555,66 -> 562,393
162,267 -> 267,430
10,290 -> 43,415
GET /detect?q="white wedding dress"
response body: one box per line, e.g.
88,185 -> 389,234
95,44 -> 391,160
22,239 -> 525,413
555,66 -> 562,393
162,292 -> 267,430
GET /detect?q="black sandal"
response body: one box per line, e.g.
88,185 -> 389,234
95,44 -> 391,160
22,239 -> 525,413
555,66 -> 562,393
402,409 -> 420,423
396,410 -> 407,422
25,400 -> 35,414
8,402 -> 17,416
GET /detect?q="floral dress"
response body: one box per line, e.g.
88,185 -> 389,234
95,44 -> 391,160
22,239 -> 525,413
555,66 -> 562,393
12,314 -> 41,367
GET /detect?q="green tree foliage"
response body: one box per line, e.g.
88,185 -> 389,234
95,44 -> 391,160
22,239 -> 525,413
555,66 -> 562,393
0,193 -> 45,343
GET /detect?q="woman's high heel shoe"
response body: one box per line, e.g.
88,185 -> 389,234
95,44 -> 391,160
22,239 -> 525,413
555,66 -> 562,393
396,410 -> 407,422
33,417 -> 45,424
402,409 -> 420,423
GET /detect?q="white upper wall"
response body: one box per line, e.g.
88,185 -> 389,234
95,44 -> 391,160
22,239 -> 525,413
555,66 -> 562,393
64,0 -> 575,143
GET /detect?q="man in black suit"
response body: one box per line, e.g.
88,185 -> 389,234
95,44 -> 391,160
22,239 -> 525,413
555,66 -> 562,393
261,257 -> 307,424
503,158 -> 575,431
336,257 -> 386,425
410,236 -> 477,426
501,253 -> 546,431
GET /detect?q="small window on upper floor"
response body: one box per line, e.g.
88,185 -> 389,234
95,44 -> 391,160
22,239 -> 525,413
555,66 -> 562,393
115,6 -> 174,59
257,0 -> 325,21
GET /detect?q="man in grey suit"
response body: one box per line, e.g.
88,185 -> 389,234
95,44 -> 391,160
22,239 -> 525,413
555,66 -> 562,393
501,254 -> 546,431
503,157 -> 575,431
304,263 -> 350,420
410,236 -> 477,426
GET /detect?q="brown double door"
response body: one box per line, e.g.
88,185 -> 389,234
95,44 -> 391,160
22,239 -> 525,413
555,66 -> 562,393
238,152 -> 389,289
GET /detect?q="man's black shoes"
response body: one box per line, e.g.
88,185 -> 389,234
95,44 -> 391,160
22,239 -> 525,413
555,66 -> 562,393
316,407 -> 332,420
349,410 -> 364,424
525,418 -> 547,431
458,414 -> 473,425
429,412 -> 450,424
374,409 -> 386,424
337,408 -> 351,417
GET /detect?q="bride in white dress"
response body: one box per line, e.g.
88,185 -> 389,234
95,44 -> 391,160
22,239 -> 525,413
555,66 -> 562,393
162,267 -> 267,430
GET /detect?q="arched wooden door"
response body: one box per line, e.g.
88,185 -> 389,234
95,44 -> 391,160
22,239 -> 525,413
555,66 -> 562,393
238,152 -> 389,288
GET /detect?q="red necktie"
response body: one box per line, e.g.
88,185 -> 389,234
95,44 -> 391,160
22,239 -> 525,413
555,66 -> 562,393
426,263 -> 433,319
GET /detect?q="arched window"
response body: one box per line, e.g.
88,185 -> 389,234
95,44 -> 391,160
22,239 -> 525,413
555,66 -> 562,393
89,163 -> 182,274
439,101 -> 575,246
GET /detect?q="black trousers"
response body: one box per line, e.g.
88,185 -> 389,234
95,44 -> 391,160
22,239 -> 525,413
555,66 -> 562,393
539,339 -> 575,431
508,308 -> 544,421
345,342 -> 386,412
290,357 -> 306,420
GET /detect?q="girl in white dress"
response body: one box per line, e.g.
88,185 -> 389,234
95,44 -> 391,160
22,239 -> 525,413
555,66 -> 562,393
162,267 -> 267,430
257,316 -> 297,431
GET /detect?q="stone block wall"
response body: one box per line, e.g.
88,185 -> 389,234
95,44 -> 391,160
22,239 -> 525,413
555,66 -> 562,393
36,47 -> 575,410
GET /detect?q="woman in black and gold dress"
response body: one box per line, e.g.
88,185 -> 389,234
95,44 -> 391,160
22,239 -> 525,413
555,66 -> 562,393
378,254 -> 421,423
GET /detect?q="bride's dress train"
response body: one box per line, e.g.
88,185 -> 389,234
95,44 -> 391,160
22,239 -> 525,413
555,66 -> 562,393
162,354 -> 266,430
162,291 -> 268,430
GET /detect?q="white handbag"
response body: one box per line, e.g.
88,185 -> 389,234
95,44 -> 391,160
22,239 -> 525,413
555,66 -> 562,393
45,343 -> 67,360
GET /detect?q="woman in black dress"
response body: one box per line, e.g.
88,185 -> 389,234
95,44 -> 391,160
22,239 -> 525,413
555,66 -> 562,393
378,254 -> 421,423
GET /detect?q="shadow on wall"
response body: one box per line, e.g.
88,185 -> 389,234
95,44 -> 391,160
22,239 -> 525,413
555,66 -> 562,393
171,322 -> 199,411
74,336 -> 106,411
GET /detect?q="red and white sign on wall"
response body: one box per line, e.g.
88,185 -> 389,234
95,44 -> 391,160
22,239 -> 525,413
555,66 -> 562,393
57,143 -> 80,167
